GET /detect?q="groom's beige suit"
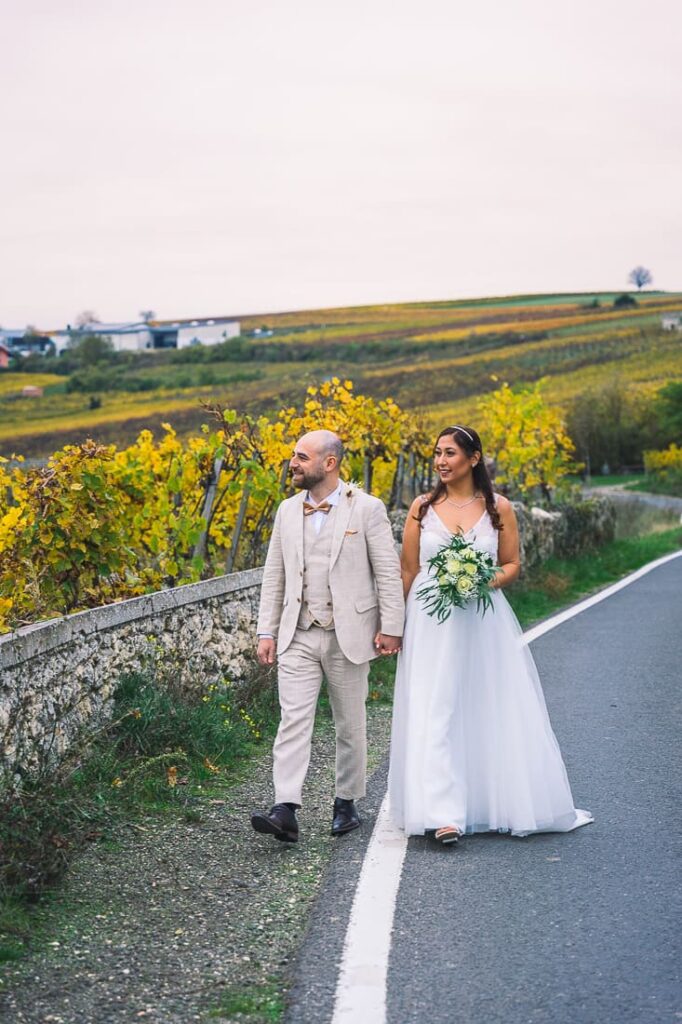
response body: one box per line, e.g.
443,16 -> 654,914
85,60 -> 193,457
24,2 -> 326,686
257,482 -> 404,806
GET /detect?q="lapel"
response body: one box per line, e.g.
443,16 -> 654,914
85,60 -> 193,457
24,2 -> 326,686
329,482 -> 355,569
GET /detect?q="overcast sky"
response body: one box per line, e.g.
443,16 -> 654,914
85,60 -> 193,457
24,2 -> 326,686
2,0 -> 681,328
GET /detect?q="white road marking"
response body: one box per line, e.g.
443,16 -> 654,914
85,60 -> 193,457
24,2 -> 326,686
330,549 -> 682,1024
330,794 -> 407,1023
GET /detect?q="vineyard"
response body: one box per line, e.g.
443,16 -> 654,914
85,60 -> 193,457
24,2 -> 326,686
0,377 -> 583,634
1,291 -> 681,457
1,290 -> 680,633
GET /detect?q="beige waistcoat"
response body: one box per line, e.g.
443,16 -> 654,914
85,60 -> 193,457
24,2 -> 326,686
297,507 -> 336,630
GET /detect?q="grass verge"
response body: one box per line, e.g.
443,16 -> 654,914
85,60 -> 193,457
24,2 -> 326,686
627,475 -> 682,498
507,525 -> 682,627
206,980 -> 284,1021
584,473 -> 645,488
0,666 -> 280,965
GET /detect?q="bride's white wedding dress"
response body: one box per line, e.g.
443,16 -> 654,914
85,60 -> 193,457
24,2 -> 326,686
389,503 -> 593,837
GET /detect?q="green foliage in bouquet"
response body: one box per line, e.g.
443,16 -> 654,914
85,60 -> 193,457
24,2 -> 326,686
416,533 -> 499,621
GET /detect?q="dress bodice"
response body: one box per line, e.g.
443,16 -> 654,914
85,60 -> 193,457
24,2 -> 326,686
419,503 -> 499,567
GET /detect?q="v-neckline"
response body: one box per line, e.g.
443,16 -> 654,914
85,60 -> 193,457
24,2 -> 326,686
429,503 -> 487,537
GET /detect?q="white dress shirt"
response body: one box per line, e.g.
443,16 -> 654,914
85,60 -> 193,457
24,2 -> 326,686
305,480 -> 343,534
258,481 -> 343,639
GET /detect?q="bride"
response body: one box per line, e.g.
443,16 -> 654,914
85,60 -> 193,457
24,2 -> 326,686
388,424 -> 593,844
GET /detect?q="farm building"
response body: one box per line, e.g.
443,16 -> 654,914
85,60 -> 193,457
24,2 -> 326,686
0,330 -> 55,358
2,317 -> 241,357
50,316 -> 241,354
661,314 -> 682,331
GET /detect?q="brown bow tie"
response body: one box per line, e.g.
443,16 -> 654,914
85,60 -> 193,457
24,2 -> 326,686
303,500 -> 332,516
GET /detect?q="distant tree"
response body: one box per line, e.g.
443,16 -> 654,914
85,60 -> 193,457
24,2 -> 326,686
566,379 -> 657,473
75,310 -> 101,329
67,333 -> 114,367
628,266 -> 652,290
139,310 -> 156,323
613,293 -> 637,309
654,381 -> 682,441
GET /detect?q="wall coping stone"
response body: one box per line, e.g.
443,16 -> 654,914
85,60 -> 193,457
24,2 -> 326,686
0,567 -> 264,671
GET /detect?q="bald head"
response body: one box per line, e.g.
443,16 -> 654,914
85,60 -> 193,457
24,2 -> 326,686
290,430 -> 344,496
301,430 -> 344,464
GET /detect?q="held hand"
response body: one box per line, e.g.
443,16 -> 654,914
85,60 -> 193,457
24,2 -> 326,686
257,637 -> 277,666
374,632 -> 402,656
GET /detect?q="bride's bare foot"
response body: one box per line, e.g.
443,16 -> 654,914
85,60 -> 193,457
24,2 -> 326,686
434,826 -> 462,845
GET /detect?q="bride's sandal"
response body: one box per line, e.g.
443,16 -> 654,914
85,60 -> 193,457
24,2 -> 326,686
434,826 -> 462,845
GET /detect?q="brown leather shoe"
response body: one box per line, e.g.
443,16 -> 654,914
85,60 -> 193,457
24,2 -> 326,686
331,797 -> 360,836
251,804 -> 299,843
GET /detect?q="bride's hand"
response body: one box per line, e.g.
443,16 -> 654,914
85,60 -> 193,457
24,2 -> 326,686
374,632 -> 402,656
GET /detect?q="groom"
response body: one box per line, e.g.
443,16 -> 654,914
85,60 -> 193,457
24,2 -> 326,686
251,429 -> 404,843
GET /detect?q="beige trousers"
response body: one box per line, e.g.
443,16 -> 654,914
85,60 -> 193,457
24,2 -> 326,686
273,626 -> 369,806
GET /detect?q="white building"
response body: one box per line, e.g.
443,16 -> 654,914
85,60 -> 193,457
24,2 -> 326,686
174,318 -> 241,349
47,316 -> 241,355
661,314 -> 682,331
0,328 -> 55,357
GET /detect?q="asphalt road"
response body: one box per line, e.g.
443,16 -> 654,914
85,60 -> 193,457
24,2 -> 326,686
289,555 -> 682,1024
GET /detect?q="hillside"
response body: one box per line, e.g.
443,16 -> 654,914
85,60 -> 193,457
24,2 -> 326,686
2,291 -> 681,458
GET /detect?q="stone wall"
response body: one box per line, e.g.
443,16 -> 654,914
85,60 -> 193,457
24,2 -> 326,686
0,568 -> 263,789
514,497 -> 616,569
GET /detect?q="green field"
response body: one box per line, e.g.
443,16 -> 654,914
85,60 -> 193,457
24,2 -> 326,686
2,291 -> 681,458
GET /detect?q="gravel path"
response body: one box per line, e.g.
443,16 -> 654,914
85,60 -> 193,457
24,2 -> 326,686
0,705 -> 393,1023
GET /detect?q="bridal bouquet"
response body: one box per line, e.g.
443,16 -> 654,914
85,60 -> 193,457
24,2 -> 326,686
416,534 -> 499,621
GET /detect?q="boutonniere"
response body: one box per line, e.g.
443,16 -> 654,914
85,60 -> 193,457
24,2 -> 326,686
344,480 -> 363,498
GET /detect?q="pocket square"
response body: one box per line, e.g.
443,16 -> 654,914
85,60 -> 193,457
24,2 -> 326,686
344,530 -> 358,536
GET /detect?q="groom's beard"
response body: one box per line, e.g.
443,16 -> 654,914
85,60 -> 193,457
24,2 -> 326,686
292,466 -> 326,491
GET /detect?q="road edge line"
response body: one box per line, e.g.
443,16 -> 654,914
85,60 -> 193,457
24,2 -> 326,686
330,793 -> 407,1024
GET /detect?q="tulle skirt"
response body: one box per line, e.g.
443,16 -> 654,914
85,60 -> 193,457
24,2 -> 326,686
388,584 -> 593,838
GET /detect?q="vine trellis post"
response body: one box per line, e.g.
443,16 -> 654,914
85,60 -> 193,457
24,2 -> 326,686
407,451 -> 417,503
225,483 -> 251,573
363,453 -> 373,494
193,456 -> 224,561
388,451 -> 405,511
278,459 -> 290,493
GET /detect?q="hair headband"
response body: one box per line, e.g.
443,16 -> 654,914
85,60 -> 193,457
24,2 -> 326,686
446,425 -> 474,443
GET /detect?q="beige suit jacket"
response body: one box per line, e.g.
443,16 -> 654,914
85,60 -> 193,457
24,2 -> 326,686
256,483 -> 404,664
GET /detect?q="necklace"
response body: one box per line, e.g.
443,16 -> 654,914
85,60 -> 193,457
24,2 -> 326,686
444,492 -> 481,510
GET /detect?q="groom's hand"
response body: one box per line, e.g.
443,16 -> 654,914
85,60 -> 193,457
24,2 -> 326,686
374,633 -> 402,656
257,637 -> 277,666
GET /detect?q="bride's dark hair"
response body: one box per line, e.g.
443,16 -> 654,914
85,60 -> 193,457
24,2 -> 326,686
417,425 -> 502,531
